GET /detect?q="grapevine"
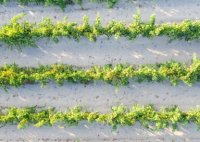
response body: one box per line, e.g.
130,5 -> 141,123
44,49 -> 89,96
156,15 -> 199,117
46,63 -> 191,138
1,13 -> 200,47
0,105 -> 200,130
0,56 -> 199,88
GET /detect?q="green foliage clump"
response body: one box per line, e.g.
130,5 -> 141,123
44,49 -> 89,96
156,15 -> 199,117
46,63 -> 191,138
0,57 -> 199,88
1,13 -> 200,47
1,105 -> 200,130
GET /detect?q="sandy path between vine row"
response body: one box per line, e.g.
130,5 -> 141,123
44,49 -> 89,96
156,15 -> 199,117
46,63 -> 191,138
0,37 -> 199,67
0,0 -> 199,25
0,82 -> 199,112
0,124 -> 200,142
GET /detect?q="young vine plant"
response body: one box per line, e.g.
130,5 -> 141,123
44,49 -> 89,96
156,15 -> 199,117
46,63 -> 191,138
1,105 -> 200,130
1,13 -> 200,47
0,56 -> 199,88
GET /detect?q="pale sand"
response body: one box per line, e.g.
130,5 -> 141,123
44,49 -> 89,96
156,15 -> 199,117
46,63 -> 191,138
0,82 -> 199,112
0,37 -> 199,67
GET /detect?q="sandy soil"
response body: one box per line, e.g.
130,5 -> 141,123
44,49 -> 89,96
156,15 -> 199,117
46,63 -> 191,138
0,124 -> 200,142
0,0 -> 200,142
0,0 -> 200,25
0,82 -> 200,112
0,37 -> 199,67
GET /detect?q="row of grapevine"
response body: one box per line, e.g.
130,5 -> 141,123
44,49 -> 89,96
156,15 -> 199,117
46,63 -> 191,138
1,105 -> 200,130
0,57 -> 199,88
1,13 -> 200,46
